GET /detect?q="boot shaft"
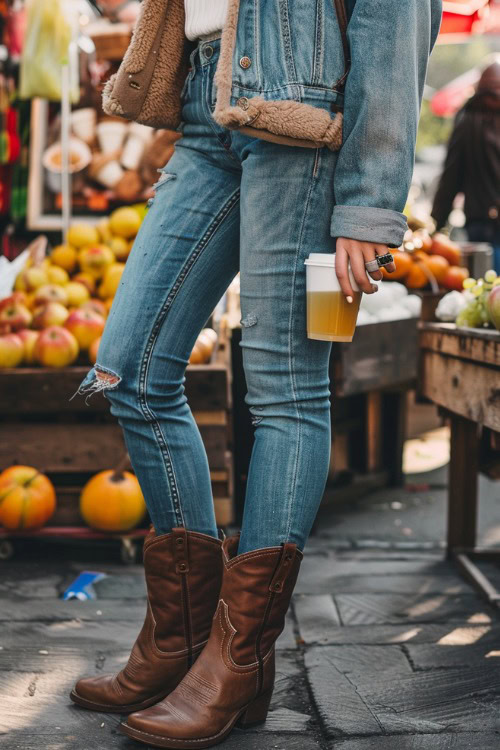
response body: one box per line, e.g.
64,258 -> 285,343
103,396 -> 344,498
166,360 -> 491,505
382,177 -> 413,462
143,528 -> 223,653
219,537 -> 302,665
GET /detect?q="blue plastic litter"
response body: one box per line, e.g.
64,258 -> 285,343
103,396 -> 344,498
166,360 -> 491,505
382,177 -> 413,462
61,571 -> 108,601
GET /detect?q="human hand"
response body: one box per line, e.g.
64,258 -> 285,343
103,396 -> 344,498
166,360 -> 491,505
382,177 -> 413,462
335,238 -> 396,300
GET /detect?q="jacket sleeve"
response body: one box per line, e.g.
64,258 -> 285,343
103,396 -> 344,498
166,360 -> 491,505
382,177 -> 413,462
431,110 -> 466,230
330,0 -> 442,247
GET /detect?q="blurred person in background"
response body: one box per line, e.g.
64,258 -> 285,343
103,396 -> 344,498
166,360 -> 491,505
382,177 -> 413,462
432,61 -> 500,272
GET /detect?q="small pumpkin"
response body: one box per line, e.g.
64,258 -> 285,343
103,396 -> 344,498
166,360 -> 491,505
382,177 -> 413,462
80,469 -> 146,532
0,465 -> 56,530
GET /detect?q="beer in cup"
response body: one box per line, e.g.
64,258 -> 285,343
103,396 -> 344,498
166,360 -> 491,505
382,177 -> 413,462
304,253 -> 363,342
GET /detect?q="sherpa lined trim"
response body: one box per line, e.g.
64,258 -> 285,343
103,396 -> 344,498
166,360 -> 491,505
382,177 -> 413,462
103,0 -> 343,149
212,0 -> 343,151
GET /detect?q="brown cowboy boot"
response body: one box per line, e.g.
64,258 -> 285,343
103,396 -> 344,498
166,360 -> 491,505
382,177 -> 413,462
70,527 -> 222,714
120,535 -> 302,747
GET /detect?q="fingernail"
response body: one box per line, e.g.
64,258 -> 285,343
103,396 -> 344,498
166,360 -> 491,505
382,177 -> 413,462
346,295 -> 353,304
371,285 -> 378,292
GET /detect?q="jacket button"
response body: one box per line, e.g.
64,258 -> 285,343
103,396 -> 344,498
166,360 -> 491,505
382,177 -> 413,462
239,56 -> 252,69
236,96 -> 249,110
204,45 -> 214,59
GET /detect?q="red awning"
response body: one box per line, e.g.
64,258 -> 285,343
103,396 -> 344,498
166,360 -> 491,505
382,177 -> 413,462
438,0 -> 492,42
430,51 -> 499,117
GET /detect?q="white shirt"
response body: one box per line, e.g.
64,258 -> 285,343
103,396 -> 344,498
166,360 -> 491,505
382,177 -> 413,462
184,0 -> 228,41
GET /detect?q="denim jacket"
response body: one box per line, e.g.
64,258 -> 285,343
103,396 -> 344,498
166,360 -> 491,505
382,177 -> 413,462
104,0 -> 442,247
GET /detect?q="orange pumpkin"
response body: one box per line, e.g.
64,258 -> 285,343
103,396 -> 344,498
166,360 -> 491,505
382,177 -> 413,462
381,250 -> 412,280
80,470 -> 146,532
0,465 -> 56,530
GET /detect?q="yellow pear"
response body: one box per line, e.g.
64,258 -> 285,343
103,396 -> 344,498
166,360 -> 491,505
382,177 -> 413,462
99,263 -> 125,299
50,244 -> 78,273
47,266 -> 70,285
67,223 -> 100,249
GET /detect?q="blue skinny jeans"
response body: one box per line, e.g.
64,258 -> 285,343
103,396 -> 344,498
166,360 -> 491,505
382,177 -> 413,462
78,36 -> 337,554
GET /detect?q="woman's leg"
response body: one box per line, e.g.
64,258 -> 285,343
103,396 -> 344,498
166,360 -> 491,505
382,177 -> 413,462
119,130 -> 340,750
237,138 -> 338,554
78,72 -> 241,538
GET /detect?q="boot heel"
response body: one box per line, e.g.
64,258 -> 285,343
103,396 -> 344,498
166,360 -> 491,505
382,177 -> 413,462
238,689 -> 273,728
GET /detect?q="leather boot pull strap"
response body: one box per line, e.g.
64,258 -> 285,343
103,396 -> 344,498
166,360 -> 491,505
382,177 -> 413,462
172,527 -> 190,574
269,543 -> 297,593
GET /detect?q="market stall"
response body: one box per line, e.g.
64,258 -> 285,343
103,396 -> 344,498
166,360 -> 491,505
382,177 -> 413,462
419,322 -> 500,604
0,220 -> 233,560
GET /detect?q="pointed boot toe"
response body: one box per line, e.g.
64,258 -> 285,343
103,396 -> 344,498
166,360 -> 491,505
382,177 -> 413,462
70,675 -> 122,712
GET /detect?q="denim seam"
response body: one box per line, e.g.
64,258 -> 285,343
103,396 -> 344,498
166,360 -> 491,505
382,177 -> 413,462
278,0 -> 298,99
253,0 -> 261,84
284,156 -> 317,543
230,83 -> 337,95
137,189 -> 241,527
312,0 -> 323,86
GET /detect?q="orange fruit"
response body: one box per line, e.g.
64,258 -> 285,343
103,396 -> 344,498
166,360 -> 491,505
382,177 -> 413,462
426,254 -> 450,284
382,250 -> 412,280
430,233 -> 462,266
406,261 -> 429,289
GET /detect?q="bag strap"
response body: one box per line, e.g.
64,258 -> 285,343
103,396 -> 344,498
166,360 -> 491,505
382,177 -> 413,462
333,0 -> 351,93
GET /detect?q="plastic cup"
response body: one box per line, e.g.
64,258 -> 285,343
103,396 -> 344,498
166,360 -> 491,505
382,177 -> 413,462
71,108 -> 97,143
121,123 -> 153,170
304,253 -> 362,342
97,120 -> 128,154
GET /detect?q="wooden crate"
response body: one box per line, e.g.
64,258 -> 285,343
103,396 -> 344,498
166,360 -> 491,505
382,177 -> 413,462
330,318 -> 419,396
0,364 -> 234,529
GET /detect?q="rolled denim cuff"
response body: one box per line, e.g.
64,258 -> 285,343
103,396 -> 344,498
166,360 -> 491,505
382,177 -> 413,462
330,205 -> 408,247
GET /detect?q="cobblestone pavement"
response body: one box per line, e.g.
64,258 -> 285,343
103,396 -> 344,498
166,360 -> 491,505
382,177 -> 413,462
1,479 -> 500,750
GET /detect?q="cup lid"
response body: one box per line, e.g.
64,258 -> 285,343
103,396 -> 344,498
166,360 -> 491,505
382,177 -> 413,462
304,253 -> 336,267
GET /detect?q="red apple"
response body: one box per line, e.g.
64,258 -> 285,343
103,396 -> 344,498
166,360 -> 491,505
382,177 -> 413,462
18,329 -> 40,365
64,309 -> 105,350
80,299 -> 108,318
0,301 -> 32,331
34,326 -> 79,368
34,284 -> 68,307
430,233 -> 462,266
0,291 -> 28,312
442,266 -> 469,292
32,302 -> 69,330
0,333 -> 24,368
487,286 -> 500,332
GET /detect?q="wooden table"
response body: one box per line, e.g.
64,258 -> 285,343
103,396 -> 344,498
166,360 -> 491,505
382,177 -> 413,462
419,322 -> 500,605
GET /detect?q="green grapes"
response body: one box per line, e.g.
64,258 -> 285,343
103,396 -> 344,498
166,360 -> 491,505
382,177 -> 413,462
456,270 -> 497,329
